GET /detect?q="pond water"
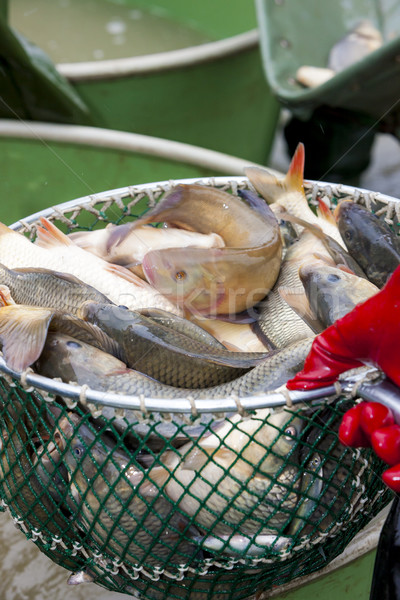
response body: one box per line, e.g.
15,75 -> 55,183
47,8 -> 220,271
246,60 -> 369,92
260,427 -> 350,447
10,0 -> 212,63
0,511 -> 129,600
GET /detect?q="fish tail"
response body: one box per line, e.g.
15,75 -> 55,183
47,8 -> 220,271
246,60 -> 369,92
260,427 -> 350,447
285,142 -> 305,193
0,305 -> 54,371
36,217 -> 72,248
244,143 -> 305,204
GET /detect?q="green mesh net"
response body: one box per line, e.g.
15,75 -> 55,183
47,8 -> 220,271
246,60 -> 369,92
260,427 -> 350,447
0,178 -> 395,599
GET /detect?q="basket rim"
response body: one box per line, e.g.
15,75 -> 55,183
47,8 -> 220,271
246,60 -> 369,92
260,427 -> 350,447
2,175 -> 397,414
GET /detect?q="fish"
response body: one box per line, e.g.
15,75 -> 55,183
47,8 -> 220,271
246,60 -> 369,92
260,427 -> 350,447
190,316 -> 273,352
130,183 -> 282,315
67,222 -> 225,269
253,230 -> 332,348
0,303 -> 123,371
244,143 -> 345,247
288,404 -> 372,539
295,65 -> 335,88
328,20 -> 382,72
295,20 -> 382,89
152,407 -> 304,536
0,263 -> 112,313
277,210 -> 367,277
79,302 -> 270,388
286,265 -> 400,391
193,532 -> 291,557
299,262 -> 379,328
335,200 -> 400,288
136,307 -> 226,350
0,218 -> 181,314
54,412 -> 202,569
35,333 -> 312,443
287,453 -> 323,537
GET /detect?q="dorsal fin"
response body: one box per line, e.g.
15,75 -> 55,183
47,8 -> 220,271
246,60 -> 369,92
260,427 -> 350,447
285,142 -> 305,193
36,217 -> 72,248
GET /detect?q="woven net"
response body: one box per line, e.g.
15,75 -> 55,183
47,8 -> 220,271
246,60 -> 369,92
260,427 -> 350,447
0,177 -> 395,599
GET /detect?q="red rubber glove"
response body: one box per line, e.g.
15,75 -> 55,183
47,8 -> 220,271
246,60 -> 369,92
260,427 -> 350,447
287,265 -> 400,390
338,401 -> 400,492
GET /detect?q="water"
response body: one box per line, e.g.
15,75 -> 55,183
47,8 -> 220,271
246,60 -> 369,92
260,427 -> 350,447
10,0 -> 212,64
0,511 -> 129,599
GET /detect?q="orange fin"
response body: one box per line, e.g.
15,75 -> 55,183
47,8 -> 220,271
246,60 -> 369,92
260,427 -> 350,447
317,198 -> 336,224
36,217 -> 72,248
0,285 -> 15,306
285,142 -> 305,192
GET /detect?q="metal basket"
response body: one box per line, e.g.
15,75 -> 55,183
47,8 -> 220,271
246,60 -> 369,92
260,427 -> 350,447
0,176 -> 395,600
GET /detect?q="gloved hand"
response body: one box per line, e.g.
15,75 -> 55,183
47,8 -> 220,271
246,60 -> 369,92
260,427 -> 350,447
339,401 -> 400,492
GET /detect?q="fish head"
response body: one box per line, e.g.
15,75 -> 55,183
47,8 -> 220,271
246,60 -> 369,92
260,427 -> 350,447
142,247 -> 228,316
80,301 -> 141,330
239,409 -> 304,475
299,263 -> 378,326
36,332 -> 127,383
335,201 -> 372,254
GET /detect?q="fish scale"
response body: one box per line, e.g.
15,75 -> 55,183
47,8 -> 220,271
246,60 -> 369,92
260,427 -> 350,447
0,221 -> 181,314
56,414 -> 201,568
256,238 -> 317,349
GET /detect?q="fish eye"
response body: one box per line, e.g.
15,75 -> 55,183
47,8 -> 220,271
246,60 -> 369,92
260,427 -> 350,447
344,230 -> 352,241
284,426 -> 297,439
66,341 -> 82,349
175,270 -> 187,281
311,456 -> 321,468
327,273 -> 340,282
73,446 -> 84,457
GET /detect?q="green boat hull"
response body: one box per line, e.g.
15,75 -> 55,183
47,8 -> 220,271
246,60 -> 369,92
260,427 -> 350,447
10,0 -> 280,164
0,121 -> 266,225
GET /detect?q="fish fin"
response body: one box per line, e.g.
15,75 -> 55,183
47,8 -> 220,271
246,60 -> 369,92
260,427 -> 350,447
317,198 -> 336,224
278,287 -> 323,333
0,305 -> 54,371
131,186 -> 190,229
0,285 -> 15,306
104,263 -> 151,288
202,309 -> 258,324
311,252 -> 337,267
104,222 -> 135,253
250,322 -> 277,351
285,142 -> 305,193
36,217 -> 72,248
244,143 -> 304,203
0,222 -> 14,236
142,464 -> 170,495
278,211 -> 324,237
67,570 -> 95,585
180,446 -> 211,470
237,189 -> 278,223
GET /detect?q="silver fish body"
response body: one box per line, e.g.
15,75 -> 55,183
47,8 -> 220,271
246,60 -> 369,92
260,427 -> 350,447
154,408 -> 305,536
55,413 -> 201,569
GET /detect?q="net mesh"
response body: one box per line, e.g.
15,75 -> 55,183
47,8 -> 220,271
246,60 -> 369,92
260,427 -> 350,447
0,178 -> 395,599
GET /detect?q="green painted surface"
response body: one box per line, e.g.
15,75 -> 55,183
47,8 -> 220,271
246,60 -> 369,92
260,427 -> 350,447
0,137 -> 230,226
257,0 -> 400,120
61,0 -> 280,164
272,550 -> 375,600
74,46 -> 279,164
